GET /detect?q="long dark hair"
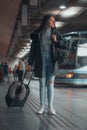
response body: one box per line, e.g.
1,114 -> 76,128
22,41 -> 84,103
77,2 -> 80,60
39,14 -> 55,31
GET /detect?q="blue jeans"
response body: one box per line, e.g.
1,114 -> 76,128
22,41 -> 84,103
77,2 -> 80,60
39,51 -> 55,107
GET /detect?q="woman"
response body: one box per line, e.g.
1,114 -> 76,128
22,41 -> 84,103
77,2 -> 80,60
28,14 -> 63,115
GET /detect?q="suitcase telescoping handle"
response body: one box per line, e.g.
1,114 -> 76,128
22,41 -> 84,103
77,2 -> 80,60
21,70 -> 34,87
27,70 -> 34,87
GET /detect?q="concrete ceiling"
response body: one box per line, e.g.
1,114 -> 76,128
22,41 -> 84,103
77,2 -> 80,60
14,0 -> 87,58
29,0 -> 87,33
0,0 -> 21,56
0,0 -> 87,58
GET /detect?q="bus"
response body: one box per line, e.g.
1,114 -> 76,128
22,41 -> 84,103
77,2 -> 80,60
55,31 -> 87,86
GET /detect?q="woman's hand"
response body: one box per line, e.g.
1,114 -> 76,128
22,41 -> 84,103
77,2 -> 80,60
52,34 -> 57,42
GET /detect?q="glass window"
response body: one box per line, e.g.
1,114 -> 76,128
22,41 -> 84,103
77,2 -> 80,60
77,38 -> 87,68
59,32 -> 87,69
59,40 -> 78,69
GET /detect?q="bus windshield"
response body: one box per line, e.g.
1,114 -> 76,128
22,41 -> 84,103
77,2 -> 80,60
59,39 -> 78,69
59,32 -> 87,69
77,40 -> 87,68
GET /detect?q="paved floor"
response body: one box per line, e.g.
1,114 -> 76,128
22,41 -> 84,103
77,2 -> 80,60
0,78 -> 87,130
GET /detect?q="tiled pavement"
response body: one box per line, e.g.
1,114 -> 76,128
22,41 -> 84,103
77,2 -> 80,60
0,79 -> 87,130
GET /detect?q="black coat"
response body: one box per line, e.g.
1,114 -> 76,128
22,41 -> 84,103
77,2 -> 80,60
28,28 -> 66,77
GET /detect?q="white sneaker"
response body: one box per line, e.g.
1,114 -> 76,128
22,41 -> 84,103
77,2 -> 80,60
37,106 -> 44,114
48,106 -> 56,115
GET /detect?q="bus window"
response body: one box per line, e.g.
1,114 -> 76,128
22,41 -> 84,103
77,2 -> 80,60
59,40 -> 78,69
60,32 -> 87,69
80,34 -> 87,39
77,39 -> 87,68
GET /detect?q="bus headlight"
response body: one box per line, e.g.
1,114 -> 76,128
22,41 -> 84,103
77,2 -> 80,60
66,72 -> 74,78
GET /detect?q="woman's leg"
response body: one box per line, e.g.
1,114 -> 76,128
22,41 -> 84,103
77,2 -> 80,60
37,51 -> 47,114
47,76 -> 55,107
47,76 -> 56,115
39,77 -> 46,107
46,53 -> 56,115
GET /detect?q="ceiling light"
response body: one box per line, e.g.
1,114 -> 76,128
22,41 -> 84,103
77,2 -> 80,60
41,9 -> 60,15
55,21 -> 65,28
30,39 -> 32,42
61,7 -> 83,18
24,46 -> 27,49
16,51 -> 29,58
27,43 -> 30,46
59,5 -> 66,10
25,48 -> 29,51
27,46 -> 30,49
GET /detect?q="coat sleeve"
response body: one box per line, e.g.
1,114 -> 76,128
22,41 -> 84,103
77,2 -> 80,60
28,34 -> 36,66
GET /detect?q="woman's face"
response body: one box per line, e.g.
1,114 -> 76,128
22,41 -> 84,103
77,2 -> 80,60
47,16 -> 55,28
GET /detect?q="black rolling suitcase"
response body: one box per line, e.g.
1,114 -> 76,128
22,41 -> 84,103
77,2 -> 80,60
5,71 -> 33,108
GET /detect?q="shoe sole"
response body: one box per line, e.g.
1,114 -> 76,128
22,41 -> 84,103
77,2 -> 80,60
36,112 -> 45,115
47,112 -> 56,115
